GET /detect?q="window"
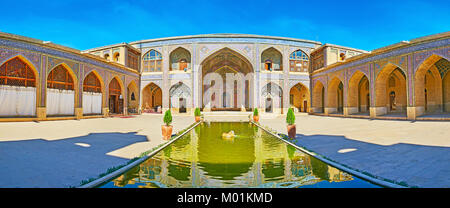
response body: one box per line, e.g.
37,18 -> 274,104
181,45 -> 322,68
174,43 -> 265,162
47,65 -> 74,90
289,50 -> 309,72
83,72 -> 101,93
113,52 -> 120,62
143,50 -> 162,72
170,47 -> 191,71
127,53 -> 139,70
0,57 -> 36,87
261,48 -> 282,71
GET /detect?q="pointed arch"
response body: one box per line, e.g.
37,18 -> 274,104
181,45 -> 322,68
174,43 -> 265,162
0,55 -> 39,117
261,47 -> 283,71
142,49 -> 163,72
414,55 -> 447,115
83,70 -> 104,93
47,63 -> 77,90
113,52 -> 120,63
82,70 -> 104,115
142,82 -> 162,113
261,82 -> 283,113
108,76 -> 125,114
0,55 -> 39,81
327,76 -> 344,114
200,47 -> 254,111
348,71 -> 370,114
169,81 -> 191,113
127,80 -> 139,114
289,49 -> 309,72
46,63 -> 77,116
289,82 -> 310,112
312,80 -> 325,113
375,63 -> 407,115
170,47 -> 191,71
415,54 -> 449,74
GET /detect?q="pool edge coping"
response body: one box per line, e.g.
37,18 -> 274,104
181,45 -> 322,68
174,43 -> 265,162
250,121 -> 407,188
78,121 -> 202,188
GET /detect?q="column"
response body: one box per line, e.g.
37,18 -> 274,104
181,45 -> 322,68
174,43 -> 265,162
254,43 -> 261,112
162,46 -> 170,112
282,46 -> 290,114
192,43 -> 200,110
406,55 -> 417,120
75,63 -> 83,119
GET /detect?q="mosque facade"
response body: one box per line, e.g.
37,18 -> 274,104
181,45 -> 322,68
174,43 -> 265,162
0,31 -> 448,121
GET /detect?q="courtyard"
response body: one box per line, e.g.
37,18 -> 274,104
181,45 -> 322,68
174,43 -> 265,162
0,114 -> 448,188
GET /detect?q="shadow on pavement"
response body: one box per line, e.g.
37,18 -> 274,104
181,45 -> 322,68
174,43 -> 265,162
291,133 -> 450,188
0,132 -> 148,188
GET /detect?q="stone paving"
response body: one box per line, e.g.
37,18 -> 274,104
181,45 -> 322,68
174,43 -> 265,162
0,114 -> 195,188
259,114 -> 450,188
0,113 -> 449,188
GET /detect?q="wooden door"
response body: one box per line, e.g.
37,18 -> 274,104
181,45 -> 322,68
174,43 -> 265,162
109,95 -> 116,113
118,98 -> 124,114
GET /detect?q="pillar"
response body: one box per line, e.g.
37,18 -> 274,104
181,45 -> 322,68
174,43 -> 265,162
162,46 -> 170,112
282,46 -> 290,114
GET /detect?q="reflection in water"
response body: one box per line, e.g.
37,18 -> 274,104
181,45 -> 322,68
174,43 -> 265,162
101,122 -> 379,188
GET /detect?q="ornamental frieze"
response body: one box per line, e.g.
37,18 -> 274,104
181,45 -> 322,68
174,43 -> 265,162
141,47 -> 163,58
347,64 -> 370,79
288,79 -> 310,89
413,46 -> 449,73
141,80 -> 163,90
327,70 -> 345,84
313,38 -> 449,78
289,47 -> 310,56
0,38 -> 138,77
312,76 -> 327,89
47,57 -> 79,77
0,47 -> 41,71
374,60 -> 407,78
198,44 -> 254,64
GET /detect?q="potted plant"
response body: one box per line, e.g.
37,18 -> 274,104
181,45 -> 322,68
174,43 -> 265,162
161,109 -> 173,140
194,107 -> 201,122
253,108 -> 259,122
286,108 -> 296,139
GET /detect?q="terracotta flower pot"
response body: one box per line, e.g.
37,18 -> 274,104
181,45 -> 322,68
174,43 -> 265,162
195,116 -> 201,122
161,125 -> 173,140
287,124 -> 296,139
253,115 -> 259,122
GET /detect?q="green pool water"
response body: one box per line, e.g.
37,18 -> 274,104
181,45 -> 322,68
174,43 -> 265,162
99,122 -> 380,188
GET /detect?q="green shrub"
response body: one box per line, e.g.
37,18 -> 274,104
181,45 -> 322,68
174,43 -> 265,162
253,108 -> 259,116
286,108 -> 295,125
194,108 -> 201,117
163,109 -> 172,126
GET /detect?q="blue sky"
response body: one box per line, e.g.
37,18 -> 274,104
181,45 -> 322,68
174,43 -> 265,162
0,0 -> 448,51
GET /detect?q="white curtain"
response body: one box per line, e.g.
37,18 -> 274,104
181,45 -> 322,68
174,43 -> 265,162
46,88 -> 75,116
82,92 -> 102,115
0,85 -> 36,116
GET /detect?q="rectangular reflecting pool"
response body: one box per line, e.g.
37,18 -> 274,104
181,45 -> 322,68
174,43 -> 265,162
99,122 -> 381,188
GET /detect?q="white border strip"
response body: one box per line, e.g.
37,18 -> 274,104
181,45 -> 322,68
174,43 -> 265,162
78,121 -> 202,188
251,121 -> 407,188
